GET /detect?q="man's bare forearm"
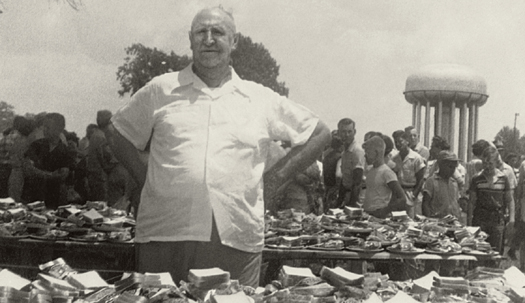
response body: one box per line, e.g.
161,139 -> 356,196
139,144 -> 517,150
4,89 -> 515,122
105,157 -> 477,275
264,120 -> 331,196
102,123 -> 147,189
413,167 -> 426,197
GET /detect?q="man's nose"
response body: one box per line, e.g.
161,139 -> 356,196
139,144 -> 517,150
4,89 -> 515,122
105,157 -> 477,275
204,31 -> 214,45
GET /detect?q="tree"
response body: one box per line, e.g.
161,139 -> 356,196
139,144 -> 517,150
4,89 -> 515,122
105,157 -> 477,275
231,34 -> 289,96
0,0 -> 82,13
116,33 -> 289,97
0,101 -> 15,133
495,126 -> 522,157
116,43 -> 191,97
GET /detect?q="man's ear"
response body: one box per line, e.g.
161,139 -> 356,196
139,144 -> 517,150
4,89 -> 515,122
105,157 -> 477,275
232,33 -> 239,50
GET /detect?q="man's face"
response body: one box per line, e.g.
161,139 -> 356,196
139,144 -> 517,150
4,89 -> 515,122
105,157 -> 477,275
438,160 -> 458,179
43,119 -> 62,141
408,129 -> 418,148
395,136 -> 409,151
338,123 -> 356,146
482,152 -> 498,173
364,146 -> 376,165
429,142 -> 441,160
189,9 -> 237,71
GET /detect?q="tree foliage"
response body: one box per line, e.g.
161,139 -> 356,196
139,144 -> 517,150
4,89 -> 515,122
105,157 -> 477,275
495,126 -> 524,157
0,101 -> 15,133
116,43 -> 191,97
231,34 -> 288,96
116,33 -> 289,97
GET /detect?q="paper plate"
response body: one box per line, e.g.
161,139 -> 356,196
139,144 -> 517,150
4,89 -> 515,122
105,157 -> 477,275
345,246 -> 383,253
265,244 -> 303,250
462,250 -> 499,258
306,244 -> 344,251
386,247 -> 425,255
425,249 -> 462,256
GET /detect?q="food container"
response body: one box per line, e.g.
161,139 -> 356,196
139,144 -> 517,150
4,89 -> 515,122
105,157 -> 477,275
39,258 -> 77,280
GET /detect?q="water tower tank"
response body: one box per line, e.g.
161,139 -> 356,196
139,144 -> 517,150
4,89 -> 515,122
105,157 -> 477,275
404,64 -> 488,161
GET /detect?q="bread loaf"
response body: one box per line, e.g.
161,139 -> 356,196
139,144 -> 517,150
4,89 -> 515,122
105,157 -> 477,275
66,271 -> 108,290
188,268 -> 230,289
280,266 -> 316,288
319,266 -> 364,287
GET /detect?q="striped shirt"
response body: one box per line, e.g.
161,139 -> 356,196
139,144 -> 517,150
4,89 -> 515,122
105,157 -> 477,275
470,169 -> 511,223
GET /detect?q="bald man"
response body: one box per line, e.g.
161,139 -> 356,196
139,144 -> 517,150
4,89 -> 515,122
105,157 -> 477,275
362,136 -> 406,218
101,7 -> 330,286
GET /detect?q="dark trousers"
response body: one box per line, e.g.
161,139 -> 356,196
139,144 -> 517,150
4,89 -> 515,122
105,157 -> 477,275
479,222 -> 505,254
136,219 -> 262,288
510,221 -> 525,251
0,164 -> 11,198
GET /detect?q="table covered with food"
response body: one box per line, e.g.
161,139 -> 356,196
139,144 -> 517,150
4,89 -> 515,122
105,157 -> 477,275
263,207 -> 502,282
0,200 -> 135,279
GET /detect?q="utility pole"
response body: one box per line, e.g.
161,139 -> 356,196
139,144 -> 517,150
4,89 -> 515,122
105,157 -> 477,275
514,113 -> 519,151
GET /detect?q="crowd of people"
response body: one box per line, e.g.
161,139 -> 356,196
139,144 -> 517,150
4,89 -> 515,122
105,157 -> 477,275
267,117 -> 525,259
0,111 -> 136,212
2,110 -> 521,260
1,6 -> 524,286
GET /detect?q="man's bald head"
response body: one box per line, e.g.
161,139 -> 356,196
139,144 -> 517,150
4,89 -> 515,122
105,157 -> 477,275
191,7 -> 236,34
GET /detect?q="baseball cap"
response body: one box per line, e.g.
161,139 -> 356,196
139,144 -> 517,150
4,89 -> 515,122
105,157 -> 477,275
437,150 -> 459,162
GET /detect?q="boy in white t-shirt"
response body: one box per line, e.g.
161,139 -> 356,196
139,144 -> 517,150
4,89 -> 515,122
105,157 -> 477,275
362,136 -> 406,218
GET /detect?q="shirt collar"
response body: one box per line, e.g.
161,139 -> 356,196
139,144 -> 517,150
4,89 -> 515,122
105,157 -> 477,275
178,64 -> 249,98
405,148 -> 419,159
481,168 -> 505,179
344,140 -> 357,151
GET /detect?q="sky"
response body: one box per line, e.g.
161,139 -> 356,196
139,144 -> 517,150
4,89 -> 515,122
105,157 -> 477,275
1,0 -> 524,150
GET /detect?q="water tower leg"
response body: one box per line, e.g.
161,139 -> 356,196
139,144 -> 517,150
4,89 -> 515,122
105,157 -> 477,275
412,103 -> 417,128
424,99 -> 431,147
450,98 -> 456,152
467,103 -> 475,162
435,97 -> 443,137
474,105 -> 479,142
416,102 -> 422,138
458,102 -> 467,162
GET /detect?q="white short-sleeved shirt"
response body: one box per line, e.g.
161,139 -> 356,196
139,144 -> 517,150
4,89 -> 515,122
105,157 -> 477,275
363,164 -> 398,212
392,149 -> 426,187
422,173 -> 461,219
112,65 -> 318,253
340,141 -> 365,189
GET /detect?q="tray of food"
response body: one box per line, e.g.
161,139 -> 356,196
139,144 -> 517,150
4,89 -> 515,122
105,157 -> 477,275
346,240 -> 383,253
69,232 -> 107,242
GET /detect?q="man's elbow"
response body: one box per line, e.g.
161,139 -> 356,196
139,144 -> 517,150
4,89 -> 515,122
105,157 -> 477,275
314,120 -> 331,146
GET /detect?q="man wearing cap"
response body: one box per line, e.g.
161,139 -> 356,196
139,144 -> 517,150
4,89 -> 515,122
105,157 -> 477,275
422,150 -> 462,219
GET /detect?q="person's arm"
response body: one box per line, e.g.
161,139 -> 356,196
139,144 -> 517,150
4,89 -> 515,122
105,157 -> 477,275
421,178 -> 433,217
505,178 -> 515,224
264,121 -> 331,200
347,168 -> 363,207
370,180 -> 406,218
22,158 -> 51,179
387,180 -> 406,212
518,164 -> 525,221
422,192 -> 431,217
100,123 -> 148,190
468,189 -> 476,226
413,166 -> 426,198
